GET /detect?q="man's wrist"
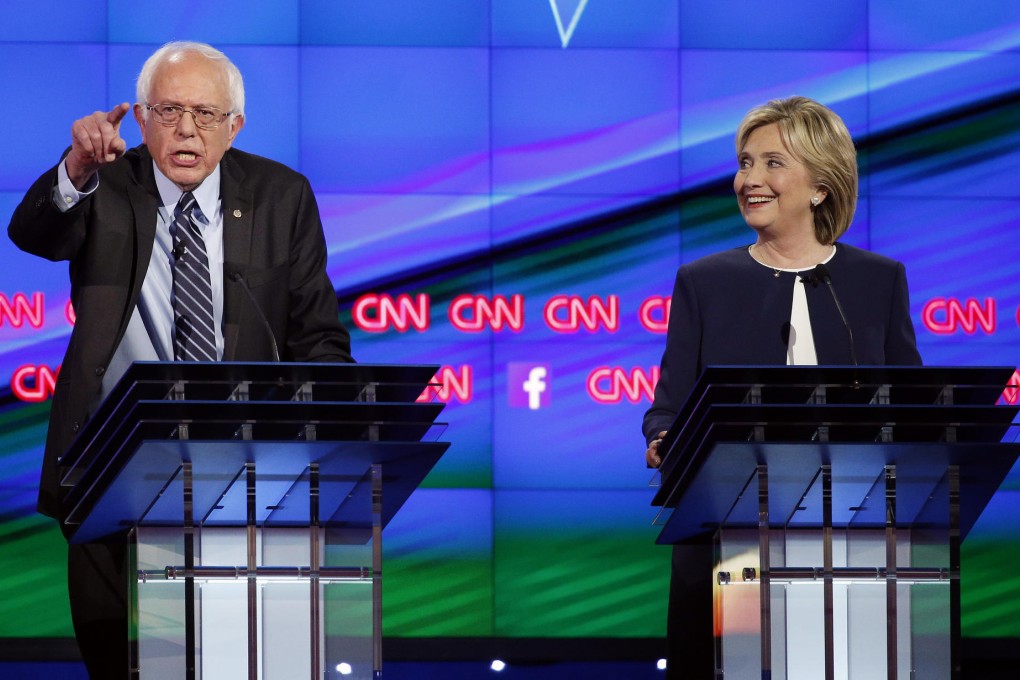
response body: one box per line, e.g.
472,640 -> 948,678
54,159 -> 98,211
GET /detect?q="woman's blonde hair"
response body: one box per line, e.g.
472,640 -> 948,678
735,96 -> 858,245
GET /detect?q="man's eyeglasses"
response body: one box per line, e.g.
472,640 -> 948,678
145,103 -> 232,130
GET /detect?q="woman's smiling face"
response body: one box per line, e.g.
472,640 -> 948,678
734,123 -> 825,238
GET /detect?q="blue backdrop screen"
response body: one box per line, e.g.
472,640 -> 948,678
1,0 -> 1018,644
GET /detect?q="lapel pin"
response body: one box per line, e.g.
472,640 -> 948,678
232,209 -> 242,218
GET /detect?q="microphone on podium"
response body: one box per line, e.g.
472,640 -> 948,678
228,268 -> 281,362
811,263 -> 858,370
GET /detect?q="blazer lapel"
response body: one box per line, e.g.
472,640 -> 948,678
219,150 -> 254,360
124,147 -> 161,338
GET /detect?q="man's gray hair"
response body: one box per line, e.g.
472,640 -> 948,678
136,41 -> 245,118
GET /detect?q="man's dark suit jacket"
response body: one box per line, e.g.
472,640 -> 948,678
8,144 -> 354,520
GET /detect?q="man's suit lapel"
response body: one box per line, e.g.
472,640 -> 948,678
124,147 -> 161,339
219,150 -> 254,360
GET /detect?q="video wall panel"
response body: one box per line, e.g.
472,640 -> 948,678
679,0 -> 869,51
679,49 -> 870,187
302,0 -> 490,47
491,48 -> 680,197
1,0 -> 1019,649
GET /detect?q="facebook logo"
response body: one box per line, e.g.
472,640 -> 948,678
508,363 -> 551,410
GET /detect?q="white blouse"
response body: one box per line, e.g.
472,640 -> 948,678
749,245 -> 837,366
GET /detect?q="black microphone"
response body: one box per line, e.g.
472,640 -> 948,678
228,269 -> 280,362
812,263 -> 858,369
172,244 -> 188,260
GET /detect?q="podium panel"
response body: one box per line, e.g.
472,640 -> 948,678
652,366 -> 1020,680
57,362 -> 449,680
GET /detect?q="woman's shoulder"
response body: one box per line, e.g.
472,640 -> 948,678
832,242 -> 905,271
681,246 -> 754,276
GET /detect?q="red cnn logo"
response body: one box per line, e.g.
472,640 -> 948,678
543,295 -> 618,333
12,364 -> 59,402
638,296 -> 671,333
448,295 -> 523,332
587,367 -> 659,404
0,292 -> 45,329
418,365 -> 473,403
352,293 -> 430,332
922,297 -> 995,335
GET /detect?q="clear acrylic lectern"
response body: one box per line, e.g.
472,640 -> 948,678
652,366 -> 1020,680
58,362 -> 449,680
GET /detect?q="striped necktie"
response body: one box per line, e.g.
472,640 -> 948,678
171,191 -> 216,361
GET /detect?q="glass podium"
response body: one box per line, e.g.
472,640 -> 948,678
652,366 -> 1020,680
58,362 -> 449,680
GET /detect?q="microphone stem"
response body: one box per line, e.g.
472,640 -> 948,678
824,280 -> 859,379
231,272 -> 281,362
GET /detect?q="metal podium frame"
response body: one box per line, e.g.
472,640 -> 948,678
57,361 -> 449,680
651,366 -> 1020,680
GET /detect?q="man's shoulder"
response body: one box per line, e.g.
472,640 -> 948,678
104,144 -> 149,181
223,148 -> 306,184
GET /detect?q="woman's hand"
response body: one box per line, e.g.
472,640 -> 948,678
645,431 -> 668,468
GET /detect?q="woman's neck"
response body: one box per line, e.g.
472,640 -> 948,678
751,238 -> 834,271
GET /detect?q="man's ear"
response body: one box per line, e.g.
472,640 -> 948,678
133,103 -> 147,144
226,113 -> 245,147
